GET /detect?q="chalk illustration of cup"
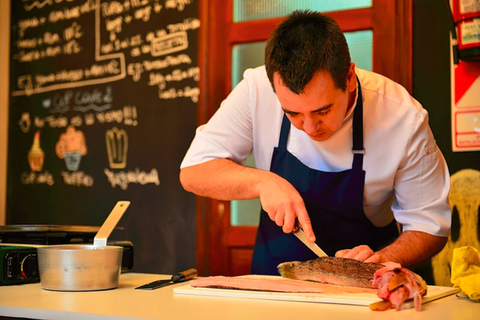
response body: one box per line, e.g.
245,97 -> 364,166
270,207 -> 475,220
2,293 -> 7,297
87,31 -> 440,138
56,126 -> 87,171
106,127 -> 128,169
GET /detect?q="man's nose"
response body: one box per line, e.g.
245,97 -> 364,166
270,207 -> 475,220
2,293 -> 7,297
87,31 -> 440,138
303,116 -> 317,134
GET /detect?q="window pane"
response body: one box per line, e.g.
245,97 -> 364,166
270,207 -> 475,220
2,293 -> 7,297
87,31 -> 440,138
230,31 -> 373,226
232,42 -> 266,87
231,155 -> 261,226
346,30 -> 373,72
231,44 -> 264,226
234,0 -> 372,22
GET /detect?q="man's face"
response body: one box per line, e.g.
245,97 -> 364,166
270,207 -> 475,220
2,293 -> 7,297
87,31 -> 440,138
273,64 -> 357,141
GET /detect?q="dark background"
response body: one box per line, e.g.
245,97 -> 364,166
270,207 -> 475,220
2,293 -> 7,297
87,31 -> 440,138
6,0 -> 198,274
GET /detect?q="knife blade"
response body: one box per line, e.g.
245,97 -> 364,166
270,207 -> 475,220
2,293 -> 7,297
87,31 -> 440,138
135,268 -> 198,290
293,228 -> 328,257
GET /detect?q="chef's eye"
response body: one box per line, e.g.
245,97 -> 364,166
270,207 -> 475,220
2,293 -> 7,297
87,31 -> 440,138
317,109 -> 331,116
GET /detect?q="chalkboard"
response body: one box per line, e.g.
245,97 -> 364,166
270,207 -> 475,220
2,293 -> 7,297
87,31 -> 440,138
6,0 -> 199,274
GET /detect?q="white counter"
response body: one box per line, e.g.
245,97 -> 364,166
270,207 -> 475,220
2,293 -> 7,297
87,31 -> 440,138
0,273 -> 478,320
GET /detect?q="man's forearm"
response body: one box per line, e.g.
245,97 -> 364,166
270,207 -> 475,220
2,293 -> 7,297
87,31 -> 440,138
377,230 -> 447,268
180,159 -> 273,200
180,158 -> 317,241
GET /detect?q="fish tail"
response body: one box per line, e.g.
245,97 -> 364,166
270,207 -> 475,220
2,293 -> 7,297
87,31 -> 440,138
277,261 -> 300,278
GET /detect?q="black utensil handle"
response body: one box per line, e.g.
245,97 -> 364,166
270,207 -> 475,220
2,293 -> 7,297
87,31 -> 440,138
172,268 -> 198,282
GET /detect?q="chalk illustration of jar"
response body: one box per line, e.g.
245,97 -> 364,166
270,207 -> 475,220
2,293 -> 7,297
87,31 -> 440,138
28,131 -> 45,172
56,126 -> 87,171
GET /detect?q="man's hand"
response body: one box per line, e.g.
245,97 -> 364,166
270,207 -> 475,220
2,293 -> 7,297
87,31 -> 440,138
335,245 -> 382,262
334,231 -> 448,268
180,159 -> 316,243
258,175 -> 316,243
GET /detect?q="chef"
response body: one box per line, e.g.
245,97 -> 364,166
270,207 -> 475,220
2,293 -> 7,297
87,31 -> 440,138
180,10 -> 451,275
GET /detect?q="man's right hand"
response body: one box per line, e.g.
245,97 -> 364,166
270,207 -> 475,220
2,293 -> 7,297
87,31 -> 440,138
181,159 -> 315,242
258,175 -> 316,242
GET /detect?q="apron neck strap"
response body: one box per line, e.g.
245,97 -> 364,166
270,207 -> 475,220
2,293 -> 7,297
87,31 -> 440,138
352,76 -> 364,171
278,113 -> 290,149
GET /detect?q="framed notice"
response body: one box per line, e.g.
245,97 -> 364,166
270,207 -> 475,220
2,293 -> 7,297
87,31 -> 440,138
451,38 -> 480,152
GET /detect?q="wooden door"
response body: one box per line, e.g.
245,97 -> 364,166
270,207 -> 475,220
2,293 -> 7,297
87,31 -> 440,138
195,0 -> 413,276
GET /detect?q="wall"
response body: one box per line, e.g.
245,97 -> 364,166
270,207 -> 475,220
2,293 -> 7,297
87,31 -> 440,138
0,1 -> 10,225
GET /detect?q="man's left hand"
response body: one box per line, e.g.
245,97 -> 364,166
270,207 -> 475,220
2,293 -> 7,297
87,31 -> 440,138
335,245 -> 382,263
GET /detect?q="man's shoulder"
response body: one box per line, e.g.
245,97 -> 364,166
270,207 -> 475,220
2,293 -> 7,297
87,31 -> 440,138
243,65 -> 268,81
240,65 -> 277,98
357,68 -> 423,112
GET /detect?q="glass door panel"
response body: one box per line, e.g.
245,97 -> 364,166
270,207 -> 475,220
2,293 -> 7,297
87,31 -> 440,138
234,0 -> 372,22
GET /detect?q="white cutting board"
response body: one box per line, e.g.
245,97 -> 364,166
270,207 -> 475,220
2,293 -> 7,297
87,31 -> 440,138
173,275 -> 458,309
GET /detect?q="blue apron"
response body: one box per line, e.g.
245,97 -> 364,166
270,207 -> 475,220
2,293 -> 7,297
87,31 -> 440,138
251,79 -> 399,275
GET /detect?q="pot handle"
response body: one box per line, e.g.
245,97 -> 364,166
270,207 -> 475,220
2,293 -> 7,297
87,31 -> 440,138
94,201 -> 131,247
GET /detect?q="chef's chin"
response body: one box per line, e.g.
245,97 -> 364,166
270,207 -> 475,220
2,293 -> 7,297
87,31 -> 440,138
308,132 -> 330,141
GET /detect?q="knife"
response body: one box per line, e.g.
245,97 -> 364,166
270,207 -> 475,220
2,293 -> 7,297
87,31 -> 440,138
293,228 -> 328,257
135,268 -> 198,290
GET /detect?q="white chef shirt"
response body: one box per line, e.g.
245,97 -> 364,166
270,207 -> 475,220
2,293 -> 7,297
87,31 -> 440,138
181,66 -> 451,237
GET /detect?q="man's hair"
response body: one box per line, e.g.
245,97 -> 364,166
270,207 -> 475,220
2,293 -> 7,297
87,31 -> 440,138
265,10 -> 351,93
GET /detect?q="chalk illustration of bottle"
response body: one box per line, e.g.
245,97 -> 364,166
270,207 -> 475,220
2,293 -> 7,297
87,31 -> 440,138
28,131 -> 45,172
56,126 -> 87,171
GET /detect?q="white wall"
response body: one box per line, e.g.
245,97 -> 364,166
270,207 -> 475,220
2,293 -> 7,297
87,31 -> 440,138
0,1 -> 10,225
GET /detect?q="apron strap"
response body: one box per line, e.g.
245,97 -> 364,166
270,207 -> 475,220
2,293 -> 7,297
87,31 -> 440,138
278,114 -> 291,150
352,76 -> 364,171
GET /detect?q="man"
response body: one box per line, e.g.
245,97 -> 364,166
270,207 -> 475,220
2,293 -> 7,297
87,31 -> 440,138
180,10 -> 451,275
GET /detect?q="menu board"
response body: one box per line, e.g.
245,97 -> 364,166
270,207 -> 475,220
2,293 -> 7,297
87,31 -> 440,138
6,0 -> 199,274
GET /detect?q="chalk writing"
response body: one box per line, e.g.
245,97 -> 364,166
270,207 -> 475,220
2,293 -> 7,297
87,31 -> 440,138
104,168 -> 160,190
159,85 -> 199,102
148,67 -> 199,89
13,0 -> 198,105
21,171 -> 55,186
60,171 -> 94,187
12,0 -> 126,97
95,106 -> 138,126
20,105 -> 138,130
48,1 -> 97,24
166,18 -> 200,33
34,115 -> 69,128
151,31 -> 188,56
127,54 -> 192,81
165,0 -> 191,11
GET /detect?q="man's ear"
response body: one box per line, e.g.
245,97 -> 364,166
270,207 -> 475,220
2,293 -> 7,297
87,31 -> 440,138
346,62 -> 357,93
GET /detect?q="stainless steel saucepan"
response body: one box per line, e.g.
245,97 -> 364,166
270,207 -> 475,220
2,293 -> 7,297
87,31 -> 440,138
37,201 -> 130,291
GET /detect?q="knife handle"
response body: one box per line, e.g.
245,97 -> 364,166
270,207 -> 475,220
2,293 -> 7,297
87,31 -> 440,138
172,268 -> 198,282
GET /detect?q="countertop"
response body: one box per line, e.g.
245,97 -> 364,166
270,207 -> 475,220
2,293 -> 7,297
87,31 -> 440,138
0,273 -> 478,320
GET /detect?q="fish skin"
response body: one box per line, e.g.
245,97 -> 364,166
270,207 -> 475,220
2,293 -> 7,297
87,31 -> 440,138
278,257 -> 384,288
277,256 -> 428,311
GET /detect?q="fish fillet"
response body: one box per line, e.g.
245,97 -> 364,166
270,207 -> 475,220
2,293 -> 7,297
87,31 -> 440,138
278,257 -> 384,288
190,276 -> 377,294
190,276 -> 325,293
